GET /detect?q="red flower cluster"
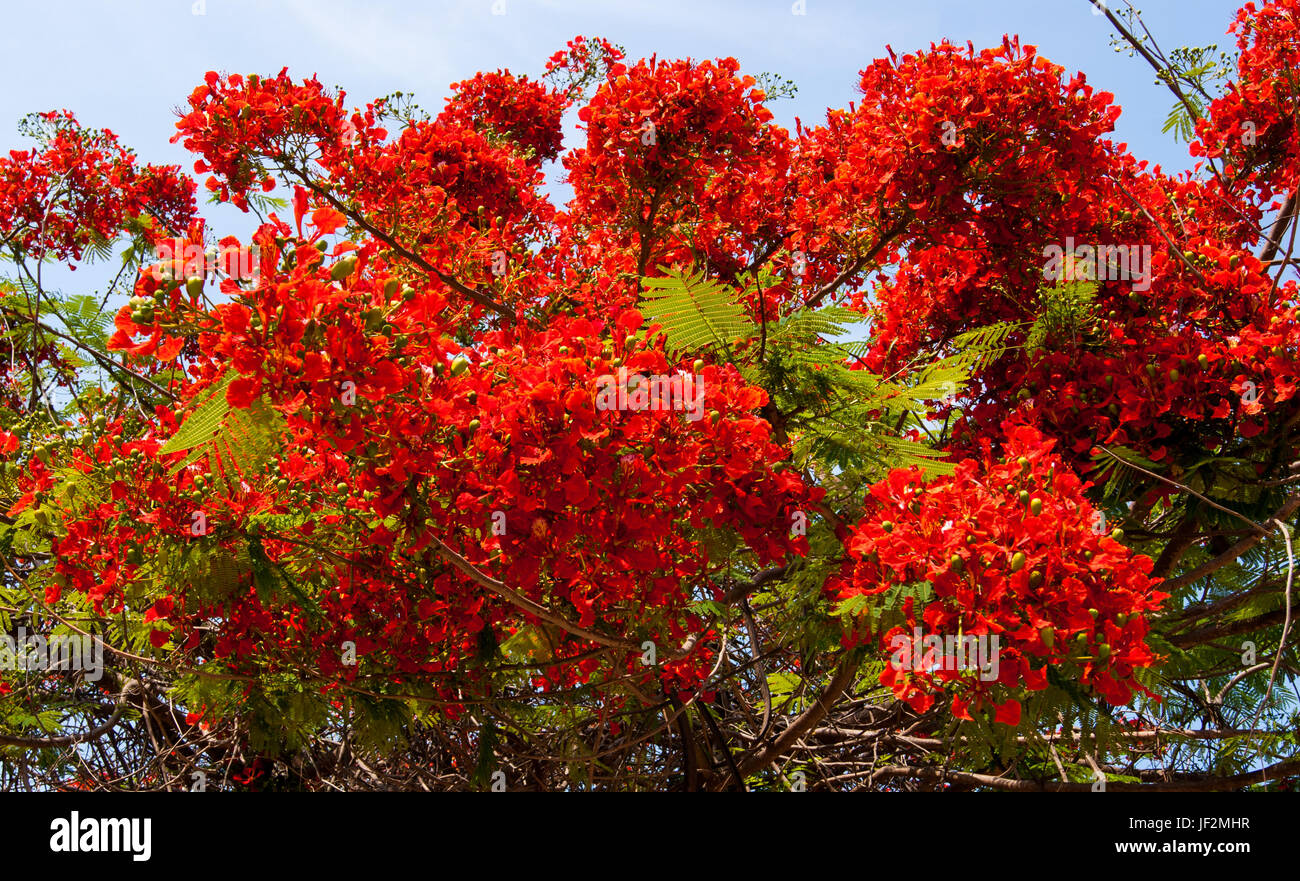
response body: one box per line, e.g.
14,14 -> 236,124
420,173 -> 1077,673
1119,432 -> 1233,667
173,69 -> 349,209
0,110 -> 194,261
439,70 -> 566,165
337,117 -> 550,243
802,37 -> 1124,352
832,424 -> 1168,723
544,36 -> 626,102
564,54 -> 792,289
1193,0 -> 1300,203
69,195 -> 821,703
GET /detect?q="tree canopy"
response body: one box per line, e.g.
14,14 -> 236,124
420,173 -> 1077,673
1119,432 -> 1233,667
2,3 -> 1300,792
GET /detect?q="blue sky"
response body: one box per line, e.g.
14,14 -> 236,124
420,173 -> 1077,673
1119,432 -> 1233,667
0,0 -> 1250,258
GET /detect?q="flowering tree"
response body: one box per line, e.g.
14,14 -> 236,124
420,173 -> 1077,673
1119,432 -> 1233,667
2,3 -> 1299,791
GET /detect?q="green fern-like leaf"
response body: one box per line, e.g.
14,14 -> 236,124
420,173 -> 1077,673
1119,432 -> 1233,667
942,321 -> 1022,374
161,372 -> 286,493
162,373 -> 237,453
638,267 -> 755,357
873,434 -> 956,477
769,305 -> 867,345
867,581 -> 935,635
60,294 -> 112,351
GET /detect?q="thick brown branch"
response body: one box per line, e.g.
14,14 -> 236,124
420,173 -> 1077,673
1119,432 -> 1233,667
730,653 -> 862,782
0,684 -> 133,749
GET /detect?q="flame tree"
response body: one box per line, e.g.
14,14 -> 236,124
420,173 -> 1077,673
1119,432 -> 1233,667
2,5 -> 1299,791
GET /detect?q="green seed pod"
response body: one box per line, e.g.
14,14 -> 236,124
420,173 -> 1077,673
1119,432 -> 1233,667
1038,626 -> 1055,649
331,254 -> 359,281
1009,551 -> 1027,573
450,356 -> 470,377
1029,498 -> 1043,516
